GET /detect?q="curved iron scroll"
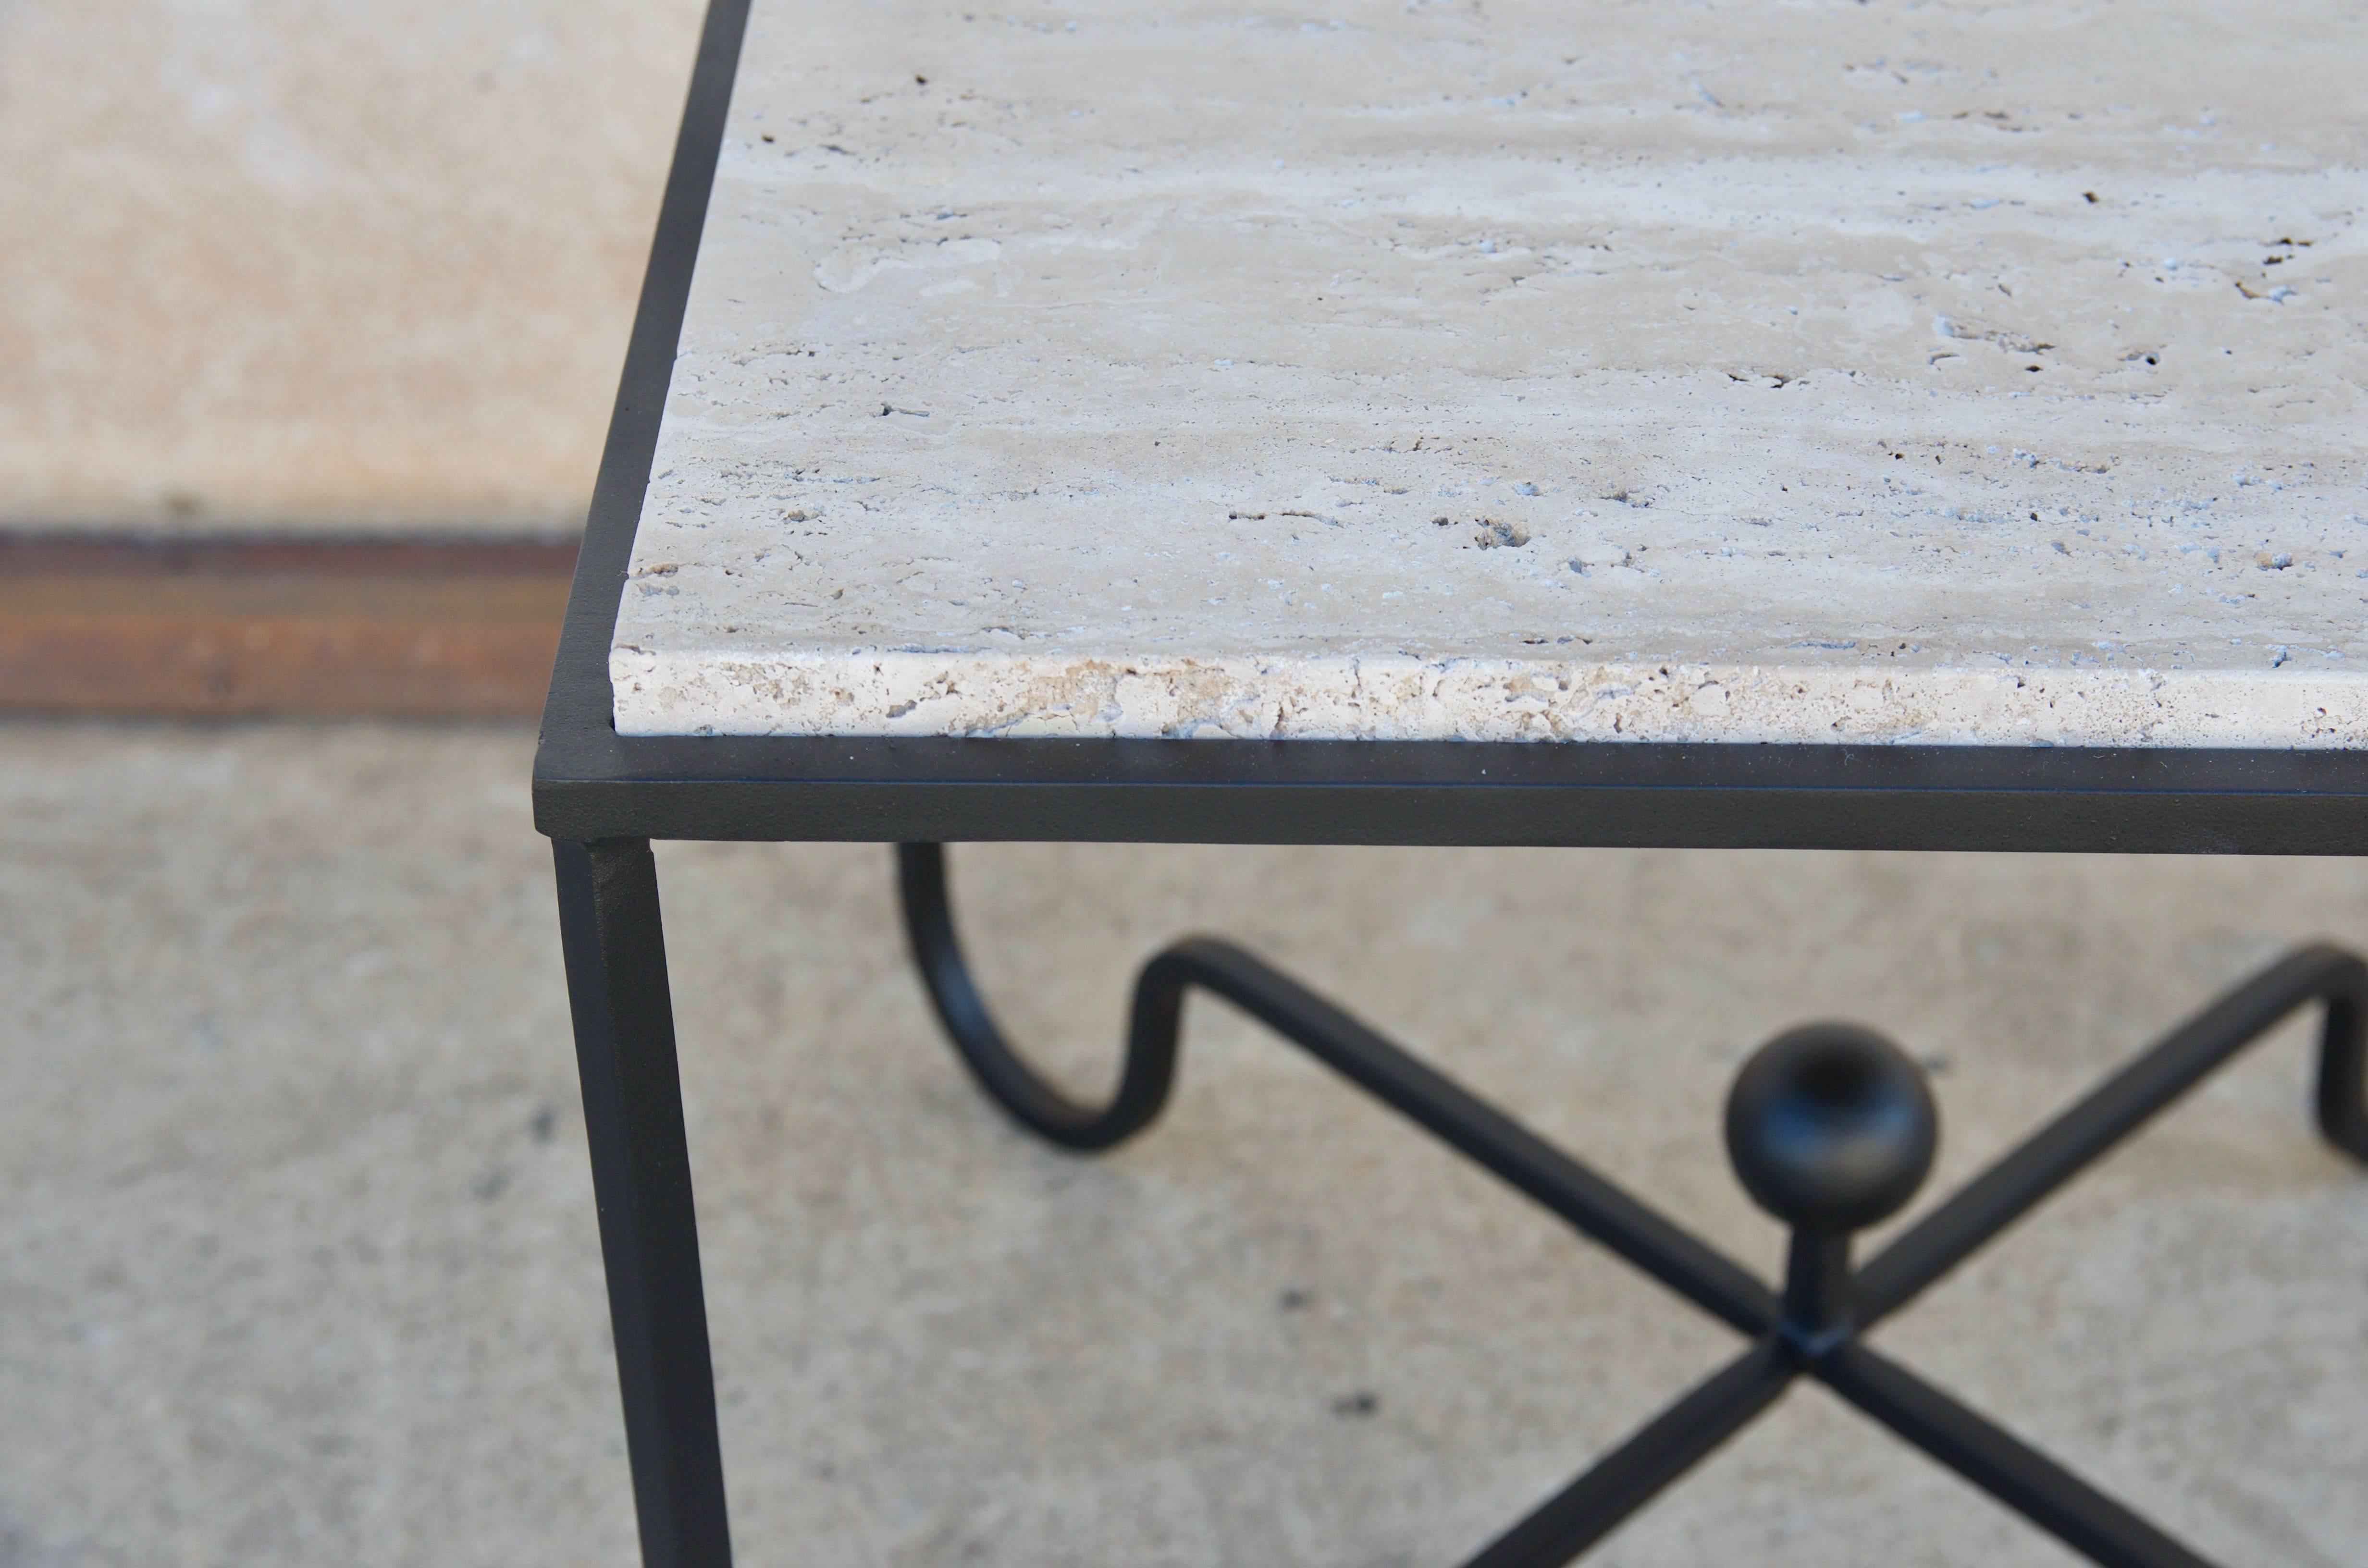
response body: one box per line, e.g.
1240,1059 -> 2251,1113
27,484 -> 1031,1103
894,840 -> 1779,1332
896,838 -> 1169,1150
898,840 -> 2368,1172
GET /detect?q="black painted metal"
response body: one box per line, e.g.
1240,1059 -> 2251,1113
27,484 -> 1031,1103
554,840 -> 732,1568
1723,1024 -> 1937,1353
1725,1023 -> 1940,1235
543,1 -> 751,1561
537,728 -> 2368,856
899,842 -> 2368,1568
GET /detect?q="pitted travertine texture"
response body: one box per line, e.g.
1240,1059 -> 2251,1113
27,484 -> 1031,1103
615,0 -> 2368,743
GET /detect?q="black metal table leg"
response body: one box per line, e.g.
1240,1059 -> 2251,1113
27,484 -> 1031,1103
555,838 -> 733,1568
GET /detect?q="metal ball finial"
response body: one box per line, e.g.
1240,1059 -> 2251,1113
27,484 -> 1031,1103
1725,1023 -> 1938,1234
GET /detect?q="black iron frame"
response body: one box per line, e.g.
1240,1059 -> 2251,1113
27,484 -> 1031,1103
533,1 -> 2368,1563
899,842 -> 2368,1568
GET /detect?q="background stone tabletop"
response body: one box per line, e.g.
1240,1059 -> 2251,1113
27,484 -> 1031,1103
615,0 -> 2368,745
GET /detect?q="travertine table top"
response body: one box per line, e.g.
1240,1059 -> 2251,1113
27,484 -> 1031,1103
615,0 -> 2368,746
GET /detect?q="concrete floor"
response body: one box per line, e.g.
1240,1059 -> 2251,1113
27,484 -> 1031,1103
0,721 -> 2362,1568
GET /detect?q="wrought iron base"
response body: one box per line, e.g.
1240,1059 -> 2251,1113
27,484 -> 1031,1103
898,843 -> 2368,1568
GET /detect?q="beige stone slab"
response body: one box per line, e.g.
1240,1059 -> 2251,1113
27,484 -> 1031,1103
617,0 -> 2368,744
0,0 -> 703,533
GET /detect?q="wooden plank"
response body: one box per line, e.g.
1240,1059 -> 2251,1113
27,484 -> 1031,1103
0,537 -> 577,716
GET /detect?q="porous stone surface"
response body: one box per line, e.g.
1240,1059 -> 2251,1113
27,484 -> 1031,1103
617,0 -> 2368,743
